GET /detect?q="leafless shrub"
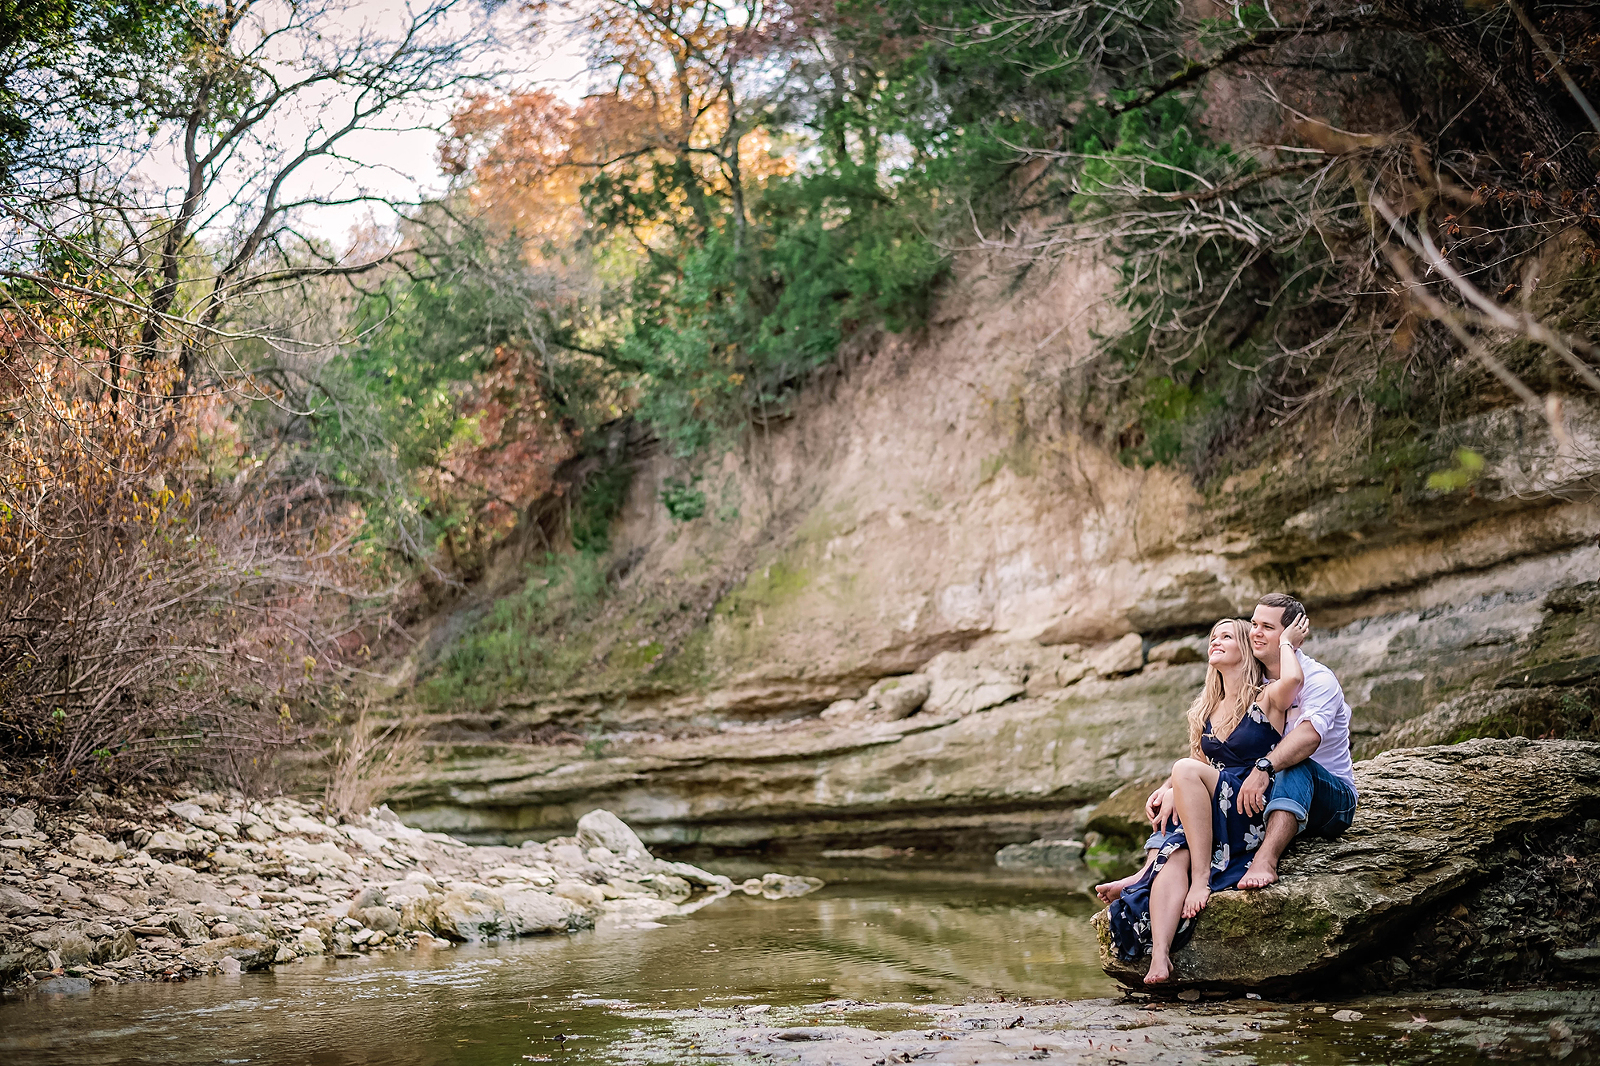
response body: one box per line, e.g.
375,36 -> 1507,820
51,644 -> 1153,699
323,701 -> 423,821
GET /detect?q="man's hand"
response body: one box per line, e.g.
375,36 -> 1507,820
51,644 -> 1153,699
1146,785 -> 1176,832
1237,768 -> 1271,817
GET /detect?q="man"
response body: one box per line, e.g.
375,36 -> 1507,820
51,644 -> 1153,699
1234,592 -> 1358,887
1092,592 -> 1356,902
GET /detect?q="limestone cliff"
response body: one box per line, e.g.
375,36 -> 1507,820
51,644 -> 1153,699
386,260 -> 1600,848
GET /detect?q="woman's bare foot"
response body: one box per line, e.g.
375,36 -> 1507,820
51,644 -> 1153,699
1094,872 -> 1144,903
1238,859 -> 1279,889
1145,955 -> 1172,984
1181,885 -> 1211,919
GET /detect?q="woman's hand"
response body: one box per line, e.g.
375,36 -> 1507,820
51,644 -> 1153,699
1281,614 -> 1311,650
1146,785 -> 1176,832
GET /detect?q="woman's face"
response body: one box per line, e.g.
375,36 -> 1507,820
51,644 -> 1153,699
1207,623 -> 1244,667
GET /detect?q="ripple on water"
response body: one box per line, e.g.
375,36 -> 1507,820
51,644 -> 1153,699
0,864 -> 1138,1065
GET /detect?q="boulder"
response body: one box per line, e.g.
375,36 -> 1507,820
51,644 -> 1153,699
280,839 -> 356,869
145,830 -> 195,855
182,933 -> 279,972
995,839 -> 1085,869
655,860 -> 733,888
756,873 -> 824,899
95,930 -> 137,963
1088,634 -> 1145,677
642,873 -> 692,902
356,906 -> 401,935
923,648 -> 1030,716
295,927 -> 327,954
552,880 -> 605,908
352,886 -> 387,910
70,833 -> 121,862
88,893 -> 129,914
576,810 -> 648,859
168,911 -> 208,941
27,929 -> 92,968
33,977 -> 92,995
503,888 -> 591,934
3,807 -> 37,831
1083,776 -> 1170,845
1148,635 -> 1207,666
1095,739 -> 1600,992
0,886 -> 40,917
158,873 -> 230,908
425,884 -> 508,941
861,675 -> 932,720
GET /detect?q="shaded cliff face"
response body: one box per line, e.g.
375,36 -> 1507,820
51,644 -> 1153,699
390,261 -> 1600,848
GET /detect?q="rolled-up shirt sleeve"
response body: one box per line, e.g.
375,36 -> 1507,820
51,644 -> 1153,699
1293,667 -> 1341,741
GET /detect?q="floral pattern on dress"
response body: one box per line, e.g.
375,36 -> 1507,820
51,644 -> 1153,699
1107,703 -> 1282,964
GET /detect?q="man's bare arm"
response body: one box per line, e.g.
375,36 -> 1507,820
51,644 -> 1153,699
1237,720 -> 1321,816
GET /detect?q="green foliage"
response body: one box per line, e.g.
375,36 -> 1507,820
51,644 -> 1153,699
659,476 -> 706,522
1426,448 -> 1486,493
0,0 -> 191,178
1119,375 -> 1227,467
607,166 -> 950,455
570,463 -> 633,554
420,553 -> 609,709
310,260 -> 498,564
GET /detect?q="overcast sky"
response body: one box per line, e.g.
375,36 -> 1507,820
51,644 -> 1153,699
135,0 -> 589,249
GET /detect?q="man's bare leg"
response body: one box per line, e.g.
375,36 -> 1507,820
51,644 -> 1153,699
1238,811 -> 1297,889
1095,850 -> 1156,903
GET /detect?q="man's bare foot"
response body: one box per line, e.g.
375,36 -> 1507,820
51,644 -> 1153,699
1094,872 -> 1143,903
1181,885 -> 1211,919
1145,955 -> 1172,984
1238,860 -> 1279,889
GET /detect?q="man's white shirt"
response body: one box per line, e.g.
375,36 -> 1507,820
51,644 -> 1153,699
1284,649 -> 1358,795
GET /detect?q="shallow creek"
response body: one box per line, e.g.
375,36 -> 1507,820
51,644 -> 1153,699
4,860 -> 1598,1065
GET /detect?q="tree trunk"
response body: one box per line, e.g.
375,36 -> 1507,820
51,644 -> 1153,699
1375,0 -> 1595,189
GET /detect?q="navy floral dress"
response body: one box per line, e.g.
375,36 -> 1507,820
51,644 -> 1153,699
1108,704 -> 1282,962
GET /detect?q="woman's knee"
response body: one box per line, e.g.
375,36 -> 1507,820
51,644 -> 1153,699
1171,757 -> 1205,779
1153,851 -> 1189,884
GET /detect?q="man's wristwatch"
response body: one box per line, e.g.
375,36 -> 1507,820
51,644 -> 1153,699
1254,757 -> 1275,778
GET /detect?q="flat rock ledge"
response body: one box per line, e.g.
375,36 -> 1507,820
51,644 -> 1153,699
0,797 -> 819,993
1096,738 -> 1600,993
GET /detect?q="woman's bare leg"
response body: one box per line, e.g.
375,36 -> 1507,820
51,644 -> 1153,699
1095,850 -> 1156,903
1145,851 -> 1189,984
1171,758 -> 1221,919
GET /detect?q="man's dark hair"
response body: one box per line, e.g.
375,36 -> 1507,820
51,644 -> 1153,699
1257,592 -> 1306,628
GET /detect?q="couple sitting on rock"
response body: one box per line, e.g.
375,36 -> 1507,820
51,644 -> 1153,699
1097,593 -> 1358,984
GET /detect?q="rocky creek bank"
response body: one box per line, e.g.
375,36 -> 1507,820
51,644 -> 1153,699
1097,738 -> 1600,994
0,793 -> 819,994
610,987 -> 1600,1065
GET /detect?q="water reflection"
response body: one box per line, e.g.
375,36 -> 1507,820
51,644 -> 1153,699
0,864 -> 1113,1065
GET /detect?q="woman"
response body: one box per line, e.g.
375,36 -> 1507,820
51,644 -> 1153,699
1107,614 -> 1309,983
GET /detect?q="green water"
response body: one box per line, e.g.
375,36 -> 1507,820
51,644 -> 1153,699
0,862 -> 1113,1064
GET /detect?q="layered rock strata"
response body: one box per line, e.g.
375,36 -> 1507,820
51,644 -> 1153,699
1095,739 -> 1600,993
400,560 -> 1600,848
391,261 -> 1600,848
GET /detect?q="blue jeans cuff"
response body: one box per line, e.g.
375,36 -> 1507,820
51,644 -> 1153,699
1263,797 -> 1308,834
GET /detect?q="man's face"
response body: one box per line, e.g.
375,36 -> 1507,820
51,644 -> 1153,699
1250,605 -> 1286,661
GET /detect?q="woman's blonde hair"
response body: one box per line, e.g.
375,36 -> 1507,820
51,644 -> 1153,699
1185,618 -> 1266,757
